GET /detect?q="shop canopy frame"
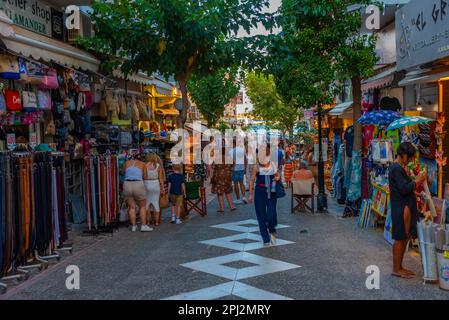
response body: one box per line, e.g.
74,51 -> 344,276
328,101 -> 353,119
0,21 -> 100,72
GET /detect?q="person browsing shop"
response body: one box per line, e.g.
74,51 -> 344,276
389,142 -> 426,279
168,165 -> 186,224
122,154 -> 152,232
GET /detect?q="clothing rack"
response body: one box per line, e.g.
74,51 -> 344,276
0,151 -> 72,293
83,154 -> 120,236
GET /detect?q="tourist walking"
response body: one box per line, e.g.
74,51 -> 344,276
389,142 -> 426,279
122,155 -> 152,232
231,139 -> 247,204
248,145 -> 280,245
144,153 -> 165,226
211,147 -> 236,213
168,165 -> 186,224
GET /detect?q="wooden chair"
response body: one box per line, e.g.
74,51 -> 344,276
184,181 -> 207,216
291,179 -> 315,214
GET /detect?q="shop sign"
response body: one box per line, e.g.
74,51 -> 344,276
0,0 -> 60,38
396,0 -> 449,71
29,132 -> 37,149
6,133 -> 16,150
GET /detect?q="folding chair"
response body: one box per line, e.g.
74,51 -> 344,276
291,179 -> 315,214
184,181 -> 207,216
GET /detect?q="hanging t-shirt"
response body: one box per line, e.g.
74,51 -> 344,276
344,125 -> 354,158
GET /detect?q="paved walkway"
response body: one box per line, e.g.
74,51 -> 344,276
2,193 -> 449,300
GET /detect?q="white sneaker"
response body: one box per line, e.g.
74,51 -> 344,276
131,225 -> 137,232
270,233 -> 277,245
263,242 -> 271,247
176,218 -> 182,225
242,197 -> 248,204
140,225 -> 153,232
233,199 -> 243,204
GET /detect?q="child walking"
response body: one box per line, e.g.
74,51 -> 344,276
168,165 -> 186,224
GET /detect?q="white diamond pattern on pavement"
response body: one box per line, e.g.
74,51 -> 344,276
181,252 -> 299,280
200,232 -> 294,251
211,219 -> 289,233
163,219 -> 300,300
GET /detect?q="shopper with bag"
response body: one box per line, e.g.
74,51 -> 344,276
248,144 -> 283,246
144,153 -> 165,226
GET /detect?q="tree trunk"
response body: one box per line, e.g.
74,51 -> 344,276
177,78 -> 190,128
351,76 -> 362,153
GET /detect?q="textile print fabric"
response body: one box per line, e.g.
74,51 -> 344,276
347,151 -> 362,202
0,152 -> 68,277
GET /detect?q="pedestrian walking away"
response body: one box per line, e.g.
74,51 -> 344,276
122,154 -> 151,232
144,153 -> 165,226
248,144 -> 280,246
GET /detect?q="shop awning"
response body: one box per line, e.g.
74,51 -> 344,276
328,101 -> 353,116
1,25 -> 100,72
185,122 -> 209,133
361,67 -> 396,91
155,108 -> 179,116
112,70 -> 153,85
0,11 -> 14,37
398,68 -> 449,87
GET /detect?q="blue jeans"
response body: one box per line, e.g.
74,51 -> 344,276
254,186 -> 277,244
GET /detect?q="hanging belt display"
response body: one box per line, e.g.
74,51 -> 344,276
0,151 -> 71,290
83,154 -> 119,233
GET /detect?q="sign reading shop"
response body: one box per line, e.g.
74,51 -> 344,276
396,0 -> 449,71
0,0 -> 63,38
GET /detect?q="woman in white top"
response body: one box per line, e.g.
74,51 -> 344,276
248,144 -> 280,246
144,153 -> 165,226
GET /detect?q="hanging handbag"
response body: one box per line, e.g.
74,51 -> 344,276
22,90 -> 37,112
0,91 -> 6,115
0,54 -> 20,80
40,67 -> 59,89
45,119 -> 56,136
26,60 -> 45,85
5,89 -> 22,111
37,90 -> 51,110
18,58 -> 28,82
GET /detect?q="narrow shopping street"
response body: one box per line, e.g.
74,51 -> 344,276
2,194 -> 448,300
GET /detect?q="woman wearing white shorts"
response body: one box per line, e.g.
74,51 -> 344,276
144,153 -> 165,226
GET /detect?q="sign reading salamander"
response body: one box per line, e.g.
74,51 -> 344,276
0,0 -> 53,37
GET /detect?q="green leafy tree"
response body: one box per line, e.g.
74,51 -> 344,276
87,0 -> 276,127
274,0 -> 378,153
188,67 -> 240,127
245,72 -> 299,135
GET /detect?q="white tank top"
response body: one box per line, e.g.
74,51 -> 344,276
146,163 -> 159,180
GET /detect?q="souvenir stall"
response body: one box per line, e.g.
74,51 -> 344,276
356,111 -> 448,249
0,150 -> 71,293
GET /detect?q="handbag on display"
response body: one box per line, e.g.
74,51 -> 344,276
99,99 -> 108,118
5,89 -> 22,111
22,90 -> 37,112
26,60 -> 45,85
18,58 -> 28,82
0,54 -> 20,80
0,91 -> 6,115
40,67 -> 59,89
45,119 -> 56,136
37,90 -> 51,110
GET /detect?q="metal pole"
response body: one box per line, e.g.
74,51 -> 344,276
317,102 -> 328,212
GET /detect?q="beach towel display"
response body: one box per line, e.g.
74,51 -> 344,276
358,200 -> 376,229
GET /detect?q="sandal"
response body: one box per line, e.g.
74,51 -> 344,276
217,210 -> 224,214
230,207 -> 237,211
391,272 -> 414,279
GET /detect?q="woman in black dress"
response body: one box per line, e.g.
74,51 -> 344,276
388,142 -> 426,279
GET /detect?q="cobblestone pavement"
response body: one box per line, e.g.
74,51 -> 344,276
2,192 -> 449,300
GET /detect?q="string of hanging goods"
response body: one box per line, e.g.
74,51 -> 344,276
0,151 -> 72,294
84,153 -> 120,234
